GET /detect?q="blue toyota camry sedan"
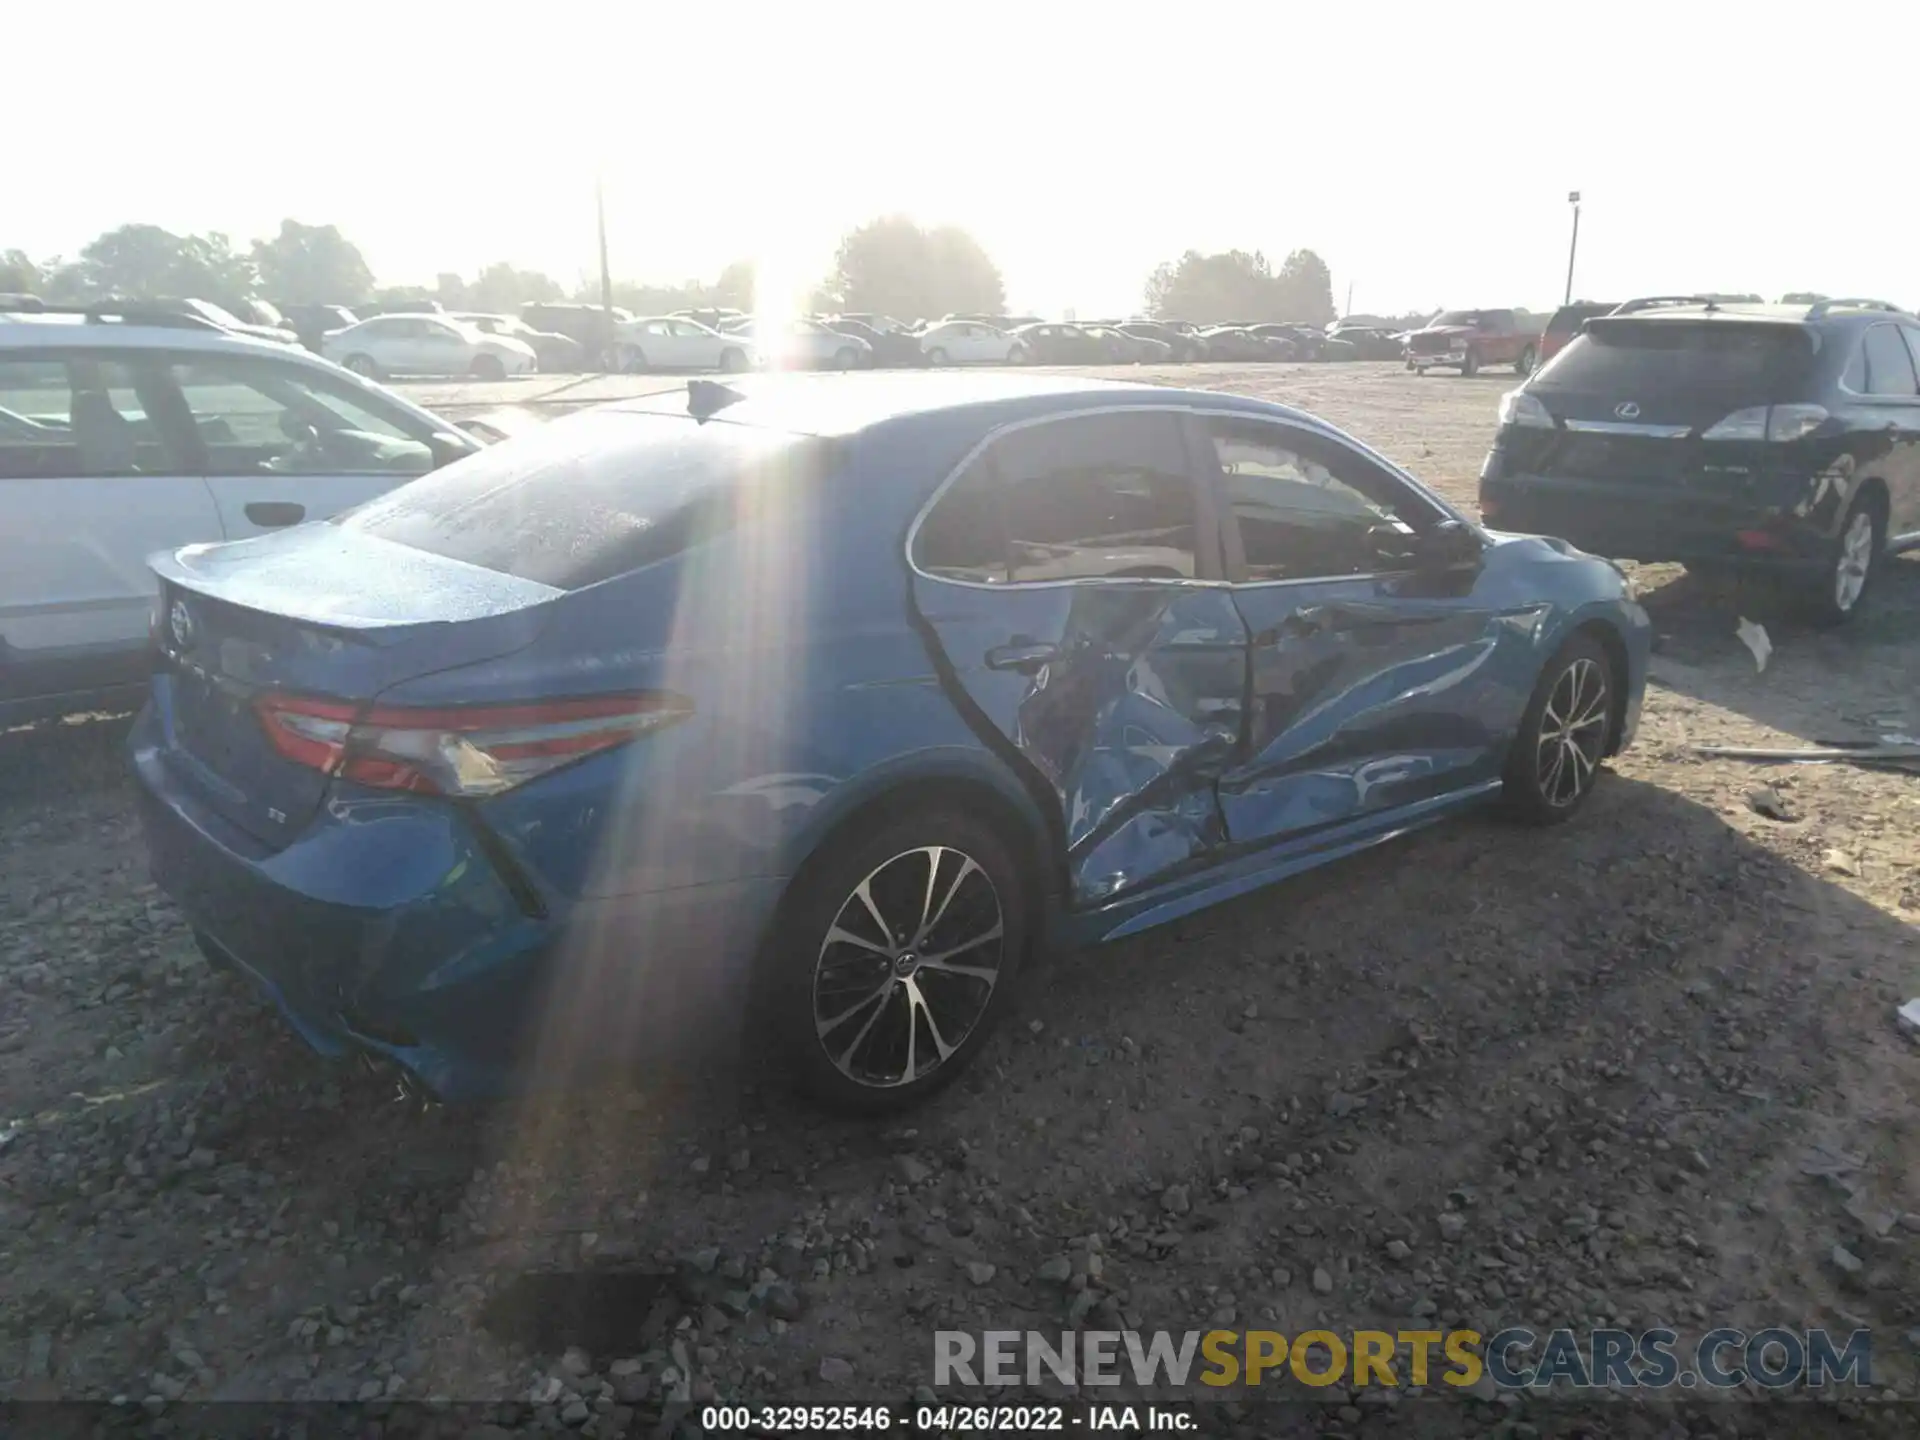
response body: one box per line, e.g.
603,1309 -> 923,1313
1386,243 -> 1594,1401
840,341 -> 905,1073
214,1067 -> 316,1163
131,372 -> 1649,1111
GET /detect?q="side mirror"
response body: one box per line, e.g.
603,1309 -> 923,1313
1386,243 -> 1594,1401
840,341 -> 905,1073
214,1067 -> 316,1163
450,420 -> 508,446
1415,519 -> 1483,568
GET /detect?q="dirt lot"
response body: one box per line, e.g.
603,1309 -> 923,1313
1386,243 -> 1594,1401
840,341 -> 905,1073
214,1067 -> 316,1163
4,362 -> 1918,1436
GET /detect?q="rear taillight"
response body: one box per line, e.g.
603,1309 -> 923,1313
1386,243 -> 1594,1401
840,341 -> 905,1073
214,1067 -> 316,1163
1701,404 -> 1829,442
1498,390 -> 1555,429
254,693 -> 692,797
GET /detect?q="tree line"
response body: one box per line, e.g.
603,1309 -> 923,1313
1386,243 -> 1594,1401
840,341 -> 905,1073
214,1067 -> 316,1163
3,220 -> 1346,326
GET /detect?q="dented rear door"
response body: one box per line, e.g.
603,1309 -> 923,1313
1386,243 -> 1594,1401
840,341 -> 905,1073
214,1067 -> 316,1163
908,409 -> 1245,907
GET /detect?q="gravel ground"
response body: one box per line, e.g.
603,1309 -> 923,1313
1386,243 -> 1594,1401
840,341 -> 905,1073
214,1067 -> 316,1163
4,362 -> 1919,1436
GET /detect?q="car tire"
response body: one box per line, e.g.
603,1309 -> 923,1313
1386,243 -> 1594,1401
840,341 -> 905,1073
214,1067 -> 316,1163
719,348 -> 748,373
344,354 -> 380,379
470,354 -> 507,382
1515,344 -> 1537,376
927,347 -> 950,367
1800,492 -> 1885,628
833,346 -> 860,371
1460,350 -> 1480,378
765,807 -> 1029,1114
1501,632 -> 1615,825
624,346 -> 649,373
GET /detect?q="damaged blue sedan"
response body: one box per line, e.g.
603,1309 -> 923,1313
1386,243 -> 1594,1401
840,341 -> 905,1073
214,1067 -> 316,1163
131,372 -> 1649,1110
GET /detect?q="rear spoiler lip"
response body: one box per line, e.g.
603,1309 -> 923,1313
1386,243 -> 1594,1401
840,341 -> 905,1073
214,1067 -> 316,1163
148,527 -> 561,637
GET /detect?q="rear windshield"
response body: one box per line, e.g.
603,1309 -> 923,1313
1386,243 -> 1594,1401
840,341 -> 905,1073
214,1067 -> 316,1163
1533,320 -> 1814,394
339,410 -> 830,589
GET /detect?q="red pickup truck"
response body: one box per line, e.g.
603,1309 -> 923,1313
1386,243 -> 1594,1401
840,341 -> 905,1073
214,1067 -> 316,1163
1404,308 -> 1539,377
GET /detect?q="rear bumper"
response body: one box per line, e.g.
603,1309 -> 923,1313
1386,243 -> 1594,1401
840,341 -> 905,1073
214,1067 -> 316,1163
1479,466 -> 1832,569
129,705 -> 783,1101
1410,351 -> 1469,369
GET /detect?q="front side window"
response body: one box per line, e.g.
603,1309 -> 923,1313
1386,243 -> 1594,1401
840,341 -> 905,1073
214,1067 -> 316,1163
171,357 -> 439,476
1207,419 -> 1419,583
0,354 -> 187,479
1861,324 -> 1918,397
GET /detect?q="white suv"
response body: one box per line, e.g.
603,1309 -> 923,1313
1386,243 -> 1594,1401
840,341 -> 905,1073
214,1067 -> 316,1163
1,304 -> 482,724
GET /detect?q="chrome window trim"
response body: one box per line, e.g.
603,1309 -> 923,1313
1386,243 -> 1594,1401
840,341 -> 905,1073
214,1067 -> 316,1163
903,402 -> 1462,593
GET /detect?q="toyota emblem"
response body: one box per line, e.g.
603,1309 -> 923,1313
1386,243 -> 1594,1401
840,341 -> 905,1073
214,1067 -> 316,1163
1614,401 -> 1642,420
168,599 -> 196,651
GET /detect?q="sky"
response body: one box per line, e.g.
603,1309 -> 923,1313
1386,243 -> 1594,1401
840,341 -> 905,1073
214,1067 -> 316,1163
14,1 -> 1920,318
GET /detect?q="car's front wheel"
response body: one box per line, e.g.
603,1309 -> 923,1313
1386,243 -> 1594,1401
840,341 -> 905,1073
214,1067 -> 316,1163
719,347 -> 748,373
343,353 -> 380,379
833,346 -> 860,371
767,808 -> 1028,1113
1502,632 -> 1615,825
926,347 -> 950,366
1514,344 -> 1537,376
470,353 -> 506,382
1460,350 -> 1480,377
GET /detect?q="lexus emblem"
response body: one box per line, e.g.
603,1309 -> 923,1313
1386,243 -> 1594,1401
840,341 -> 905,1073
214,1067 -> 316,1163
1614,401 -> 1641,419
168,599 -> 196,651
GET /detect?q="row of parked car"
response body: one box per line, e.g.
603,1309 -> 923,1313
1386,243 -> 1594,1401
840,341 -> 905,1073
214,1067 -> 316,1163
0,292 -> 1462,379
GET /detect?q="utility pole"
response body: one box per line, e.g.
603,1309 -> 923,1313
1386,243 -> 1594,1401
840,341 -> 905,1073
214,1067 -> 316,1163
1344,280 -> 1354,320
595,173 -> 615,370
1564,191 -> 1582,306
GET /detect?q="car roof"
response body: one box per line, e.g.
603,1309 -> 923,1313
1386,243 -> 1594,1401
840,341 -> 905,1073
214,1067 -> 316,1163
602,371 -> 1299,438
1601,306 -> 1881,336
0,317 -> 316,354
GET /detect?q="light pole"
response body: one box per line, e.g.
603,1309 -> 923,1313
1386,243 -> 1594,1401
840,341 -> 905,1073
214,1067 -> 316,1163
1563,190 -> 1582,305
595,173 -> 615,370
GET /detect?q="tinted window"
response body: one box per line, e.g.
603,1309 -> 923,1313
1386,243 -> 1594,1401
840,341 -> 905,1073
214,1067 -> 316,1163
343,411 -> 830,589
914,461 -> 1005,583
1208,420 -> 1416,582
0,355 -> 188,479
171,357 -> 440,476
1535,321 -> 1813,396
995,412 -> 1196,582
1861,325 -> 1918,397
1841,341 -> 1867,392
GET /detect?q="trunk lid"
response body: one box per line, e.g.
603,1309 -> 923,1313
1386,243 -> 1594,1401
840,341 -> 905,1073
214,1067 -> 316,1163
153,526 -> 560,846
1510,318 -> 1817,487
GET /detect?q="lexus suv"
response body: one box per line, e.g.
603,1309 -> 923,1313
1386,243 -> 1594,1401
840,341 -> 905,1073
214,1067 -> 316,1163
1479,298 -> 1920,625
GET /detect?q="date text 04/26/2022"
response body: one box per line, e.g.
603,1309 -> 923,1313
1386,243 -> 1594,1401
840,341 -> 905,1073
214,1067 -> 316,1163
698,1404 -> 1191,1431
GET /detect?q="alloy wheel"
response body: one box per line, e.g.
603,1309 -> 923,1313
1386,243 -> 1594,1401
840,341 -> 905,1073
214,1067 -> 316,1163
811,846 -> 1004,1089
1834,509 -> 1875,614
1535,656 -> 1609,809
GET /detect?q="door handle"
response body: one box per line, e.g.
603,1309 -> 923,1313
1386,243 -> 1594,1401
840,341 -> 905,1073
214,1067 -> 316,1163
246,501 -> 305,527
985,641 -> 1059,673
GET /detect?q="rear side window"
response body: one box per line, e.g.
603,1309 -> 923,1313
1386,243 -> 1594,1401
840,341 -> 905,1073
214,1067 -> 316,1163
1860,324 -> 1919,397
0,354 -> 188,479
342,411 -> 829,589
915,411 -> 1198,583
1535,321 -> 1813,396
